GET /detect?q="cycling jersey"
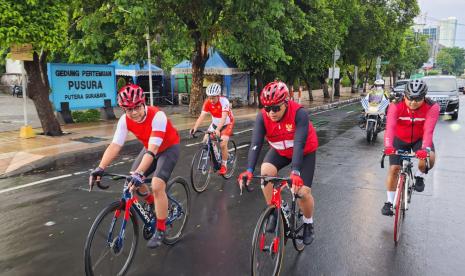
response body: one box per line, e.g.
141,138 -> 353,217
384,98 -> 439,149
112,106 -> 180,153
247,101 -> 318,172
202,96 -> 234,126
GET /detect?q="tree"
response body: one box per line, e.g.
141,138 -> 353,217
0,0 -> 68,136
277,0 -> 355,99
436,47 -> 465,76
436,50 -> 454,74
342,0 -> 419,92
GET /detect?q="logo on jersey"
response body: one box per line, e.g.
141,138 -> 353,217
285,124 -> 294,132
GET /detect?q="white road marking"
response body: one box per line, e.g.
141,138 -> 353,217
346,111 -> 354,114
234,128 -> 253,135
185,141 -> 203,147
0,174 -> 73,194
235,144 -> 250,150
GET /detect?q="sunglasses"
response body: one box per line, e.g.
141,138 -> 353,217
124,104 -> 144,113
405,96 -> 424,103
264,103 -> 284,113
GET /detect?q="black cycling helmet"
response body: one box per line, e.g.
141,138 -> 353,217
405,79 -> 428,99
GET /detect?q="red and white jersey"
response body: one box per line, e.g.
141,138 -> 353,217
202,96 -> 234,126
261,101 -> 318,159
384,98 -> 439,149
112,106 -> 180,153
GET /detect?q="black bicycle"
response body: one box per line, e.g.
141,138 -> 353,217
190,130 -> 237,193
249,175 -> 306,276
84,173 -> 190,276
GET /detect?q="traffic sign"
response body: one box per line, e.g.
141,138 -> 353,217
10,44 -> 33,61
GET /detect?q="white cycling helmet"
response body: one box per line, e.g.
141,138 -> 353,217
206,83 -> 222,96
374,79 -> 385,86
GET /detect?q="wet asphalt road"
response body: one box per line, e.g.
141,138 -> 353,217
1,97 -> 465,276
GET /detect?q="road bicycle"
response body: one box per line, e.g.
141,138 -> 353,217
190,130 -> 237,193
248,175 -> 306,276
84,173 -> 190,276
381,150 -> 429,245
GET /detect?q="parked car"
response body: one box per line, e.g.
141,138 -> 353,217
392,79 -> 410,94
457,78 -> 465,94
422,75 -> 460,120
390,79 -> 409,101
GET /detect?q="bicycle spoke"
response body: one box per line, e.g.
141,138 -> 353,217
92,247 -> 111,271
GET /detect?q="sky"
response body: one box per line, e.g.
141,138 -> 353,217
417,0 -> 465,48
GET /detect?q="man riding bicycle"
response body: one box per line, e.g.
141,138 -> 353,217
190,83 -> 234,175
238,81 -> 318,245
89,84 -> 180,249
382,79 -> 440,216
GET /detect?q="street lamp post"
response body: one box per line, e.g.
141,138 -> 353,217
146,26 -> 154,106
119,7 -> 153,106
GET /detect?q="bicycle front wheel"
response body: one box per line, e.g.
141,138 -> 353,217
394,173 -> 406,245
84,201 -> 139,276
164,177 -> 190,245
190,147 -> 211,193
251,206 -> 284,276
292,202 -> 305,252
222,139 -> 237,179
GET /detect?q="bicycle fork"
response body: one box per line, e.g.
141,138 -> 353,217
259,185 -> 284,254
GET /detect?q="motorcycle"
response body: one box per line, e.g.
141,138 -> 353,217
359,89 -> 390,144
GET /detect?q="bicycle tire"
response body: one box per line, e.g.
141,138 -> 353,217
251,206 -> 284,276
292,202 -> 305,252
366,121 -> 375,143
84,201 -> 139,276
190,147 -> 211,193
222,139 -> 237,179
394,173 -> 405,245
164,177 -> 191,245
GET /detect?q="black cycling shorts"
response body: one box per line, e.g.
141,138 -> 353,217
263,148 -> 316,188
389,138 -> 435,166
131,144 -> 180,183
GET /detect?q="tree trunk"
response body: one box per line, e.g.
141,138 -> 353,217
23,51 -> 63,136
363,59 -> 373,93
304,79 -> 313,101
346,70 -> 356,93
334,70 -> 342,97
188,38 -> 209,116
256,74 -> 264,107
318,75 -> 330,98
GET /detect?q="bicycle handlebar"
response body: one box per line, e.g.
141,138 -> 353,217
190,129 -> 222,142
89,172 -> 152,191
380,151 -> 430,174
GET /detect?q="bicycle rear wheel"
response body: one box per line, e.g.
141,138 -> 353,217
164,177 -> 190,245
84,201 -> 139,276
190,147 -> 211,193
292,202 -> 305,252
394,174 -> 406,245
251,206 -> 284,276
222,139 -> 237,179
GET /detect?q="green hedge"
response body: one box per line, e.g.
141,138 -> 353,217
72,109 -> 101,123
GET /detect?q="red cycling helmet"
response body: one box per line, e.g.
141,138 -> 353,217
260,81 -> 289,106
118,84 -> 145,108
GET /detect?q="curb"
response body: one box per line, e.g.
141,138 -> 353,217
1,97 -> 360,178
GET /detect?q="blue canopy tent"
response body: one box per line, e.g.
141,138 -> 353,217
110,60 -> 169,103
170,50 -> 250,102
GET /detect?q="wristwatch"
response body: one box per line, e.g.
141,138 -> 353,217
291,170 -> 301,176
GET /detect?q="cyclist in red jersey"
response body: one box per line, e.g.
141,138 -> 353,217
238,81 -> 318,245
382,79 -> 440,216
190,83 -> 234,175
89,84 -> 180,248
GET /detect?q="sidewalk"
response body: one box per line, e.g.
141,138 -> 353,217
0,88 -> 361,178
